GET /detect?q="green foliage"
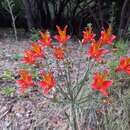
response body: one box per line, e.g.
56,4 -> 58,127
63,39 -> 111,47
31,68 -> 40,79
13,53 -> 23,60
114,40 -> 128,57
2,69 -> 14,80
1,86 -> 16,96
106,40 -> 129,80
107,60 -> 119,79
30,29 -> 40,42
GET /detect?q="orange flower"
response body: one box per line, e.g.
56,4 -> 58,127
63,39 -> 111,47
82,26 -> 95,44
38,31 -> 52,47
23,50 -> 36,64
88,41 -> 109,61
31,43 -> 43,57
39,72 -> 56,94
115,56 -> 130,75
54,47 -> 64,60
100,25 -> 116,45
92,70 -> 112,96
54,25 -> 70,45
16,70 -> 34,93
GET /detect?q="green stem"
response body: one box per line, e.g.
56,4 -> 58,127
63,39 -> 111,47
74,60 -> 92,99
70,102 -> 77,130
64,66 -> 73,99
63,58 -> 73,100
55,60 -> 70,99
57,84 -> 70,100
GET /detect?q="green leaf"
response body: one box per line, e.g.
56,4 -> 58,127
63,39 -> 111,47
13,53 -> 22,60
1,86 -> 16,96
114,40 -> 128,57
30,29 -> 40,42
2,69 -> 14,80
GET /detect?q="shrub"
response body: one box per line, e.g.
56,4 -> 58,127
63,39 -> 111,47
16,25 -> 130,130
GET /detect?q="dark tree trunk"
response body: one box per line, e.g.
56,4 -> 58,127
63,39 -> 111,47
22,0 -> 34,30
44,0 -> 51,28
119,0 -> 130,38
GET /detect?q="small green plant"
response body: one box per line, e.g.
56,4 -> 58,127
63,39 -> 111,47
30,29 -> 40,42
1,86 -> 16,96
13,53 -> 23,60
114,40 -> 128,57
2,69 -> 14,80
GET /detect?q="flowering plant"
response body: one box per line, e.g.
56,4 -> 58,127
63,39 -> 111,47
16,25 -> 130,129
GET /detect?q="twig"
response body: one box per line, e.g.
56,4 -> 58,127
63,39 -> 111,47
6,0 -> 17,41
0,110 -> 9,120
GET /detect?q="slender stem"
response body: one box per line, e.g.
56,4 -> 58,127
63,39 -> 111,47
70,102 -> 77,130
57,84 -> 70,100
44,55 -> 50,71
76,40 -> 83,84
63,46 -> 73,100
64,65 -> 73,99
103,107 -> 109,130
77,91 -> 96,105
56,60 -> 70,100
74,59 -> 91,99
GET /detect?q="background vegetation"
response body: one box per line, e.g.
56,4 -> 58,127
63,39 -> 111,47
0,0 -> 130,39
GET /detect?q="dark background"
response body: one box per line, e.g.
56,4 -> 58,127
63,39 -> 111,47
0,0 -> 130,38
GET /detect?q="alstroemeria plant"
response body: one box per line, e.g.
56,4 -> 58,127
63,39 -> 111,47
16,24 -> 130,130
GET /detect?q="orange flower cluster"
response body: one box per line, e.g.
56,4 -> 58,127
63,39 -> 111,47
54,47 -> 64,60
88,41 -> 109,61
16,70 -> 34,93
39,72 -> 56,94
81,25 -> 130,96
16,24 -> 130,97
116,56 -> 130,75
17,25 -> 70,94
82,26 -> 95,44
100,26 -> 116,45
54,25 -> 70,45
82,25 -> 116,61
38,31 -> 52,47
23,43 -> 43,64
82,25 -> 118,96
92,70 -> 112,96
82,25 -> 116,45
